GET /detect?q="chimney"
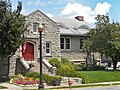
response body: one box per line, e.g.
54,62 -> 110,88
75,16 -> 84,21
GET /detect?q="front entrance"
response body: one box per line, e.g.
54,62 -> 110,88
22,42 -> 34,61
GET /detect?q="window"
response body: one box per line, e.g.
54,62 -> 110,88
80,38 -> 83,49
46,42 -> 51,55
33,23 -> 38,32
60,37 -> 71,50
66,37 -> 70,50
60,37 -> 65,50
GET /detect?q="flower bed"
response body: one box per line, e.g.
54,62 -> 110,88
10,74 -> 39,86
10,73 -> 62,86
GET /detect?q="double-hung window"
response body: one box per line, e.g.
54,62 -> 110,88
46,42 -> 51,55
33,23 -> 38,33
65,37 -> 71,50
60,37 -> 71,51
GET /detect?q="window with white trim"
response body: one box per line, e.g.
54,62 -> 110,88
60,37 -> 71,50
46,42 -> 51,55
80,38 -> 83,49
33,23 -> 38,32
66,37 -> 71,50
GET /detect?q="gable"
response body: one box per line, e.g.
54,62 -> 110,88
25,9 -> 55,24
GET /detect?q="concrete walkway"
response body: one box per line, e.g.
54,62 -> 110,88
0,81 -> 120,90
0,83 -> 22,90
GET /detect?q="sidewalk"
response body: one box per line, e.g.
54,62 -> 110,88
0,81 -> 120,90
0,83 -> 22,90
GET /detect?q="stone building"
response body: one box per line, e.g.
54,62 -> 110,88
1,9 -> 92,76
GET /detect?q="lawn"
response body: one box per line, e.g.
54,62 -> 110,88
0,86 -> 7,89
80,71 -> 120,83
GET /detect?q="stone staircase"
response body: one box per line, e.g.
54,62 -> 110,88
28,58 -> 56,75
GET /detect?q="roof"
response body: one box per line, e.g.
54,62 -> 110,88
51,17 -> 91,36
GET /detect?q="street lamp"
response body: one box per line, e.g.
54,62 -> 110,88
38,24 -> 44,89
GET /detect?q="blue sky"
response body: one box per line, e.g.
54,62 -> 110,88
12,0 -> 120,27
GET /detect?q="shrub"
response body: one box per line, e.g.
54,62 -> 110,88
43,74 -> 62,86
26,72 -> 39,78
93,65 -> 105,70
61,57 -> 75,70
74,72 -> 88,84
48,58 -> 60,68
61,57 -> 70,64
0,76 -> 10,82
56,63 -> 74,77
74,64 -> 85,71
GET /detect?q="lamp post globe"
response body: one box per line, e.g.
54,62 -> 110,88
38,24 -> 44,89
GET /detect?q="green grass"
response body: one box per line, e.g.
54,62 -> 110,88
0,85 -> 7,89
80,71 -> 120,83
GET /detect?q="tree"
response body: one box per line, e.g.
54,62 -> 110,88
0,0 -> 25,58
85,14 -> 120,70
83,29 -> 96,69
105,22 -> 120,70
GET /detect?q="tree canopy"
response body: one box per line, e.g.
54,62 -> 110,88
84,14 -> 120,70
0,0 -> 25,58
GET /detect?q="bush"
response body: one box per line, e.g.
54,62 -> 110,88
61,57 -> 70,64
43,74 -> 62,86
93,65 -> 105,70
56,63 -> 74,77
48,58 -> 60,68
74,64 -> 85,71
26,72 -> 39,78
62,57 -> 75,69
74,72 -> 88,84
0,76 -> 10,82
49,57 -> 88,84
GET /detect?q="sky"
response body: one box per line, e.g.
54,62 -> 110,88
11,0 -> 120,27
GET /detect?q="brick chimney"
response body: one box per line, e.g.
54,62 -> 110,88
75,16 -> 84,21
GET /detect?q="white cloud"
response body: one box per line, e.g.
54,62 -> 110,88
47,13 -> 54,17
60,2 -> 111,27
95,2 -> 111,15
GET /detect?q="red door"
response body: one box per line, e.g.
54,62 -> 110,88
22,42 -> 34,61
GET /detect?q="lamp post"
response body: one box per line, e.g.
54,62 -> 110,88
38,24 -> 44,89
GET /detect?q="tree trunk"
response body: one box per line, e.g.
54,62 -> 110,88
113,60 -> 117,70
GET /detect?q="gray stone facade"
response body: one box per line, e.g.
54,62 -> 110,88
21,10 -> 61,73
0,57 -> 8,76
61,51 -> 86,63
24,10 -> 61,61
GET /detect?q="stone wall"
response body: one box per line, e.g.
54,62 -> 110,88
0,57 -> 8,76
21,10 -> 61,74
25,9 -> 61,61
9,55 -> 17,76
61,51 -> 86,61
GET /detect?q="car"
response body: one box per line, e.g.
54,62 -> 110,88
100,61 -> 120,70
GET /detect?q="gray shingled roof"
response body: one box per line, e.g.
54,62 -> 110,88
52,17 -> 91,36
